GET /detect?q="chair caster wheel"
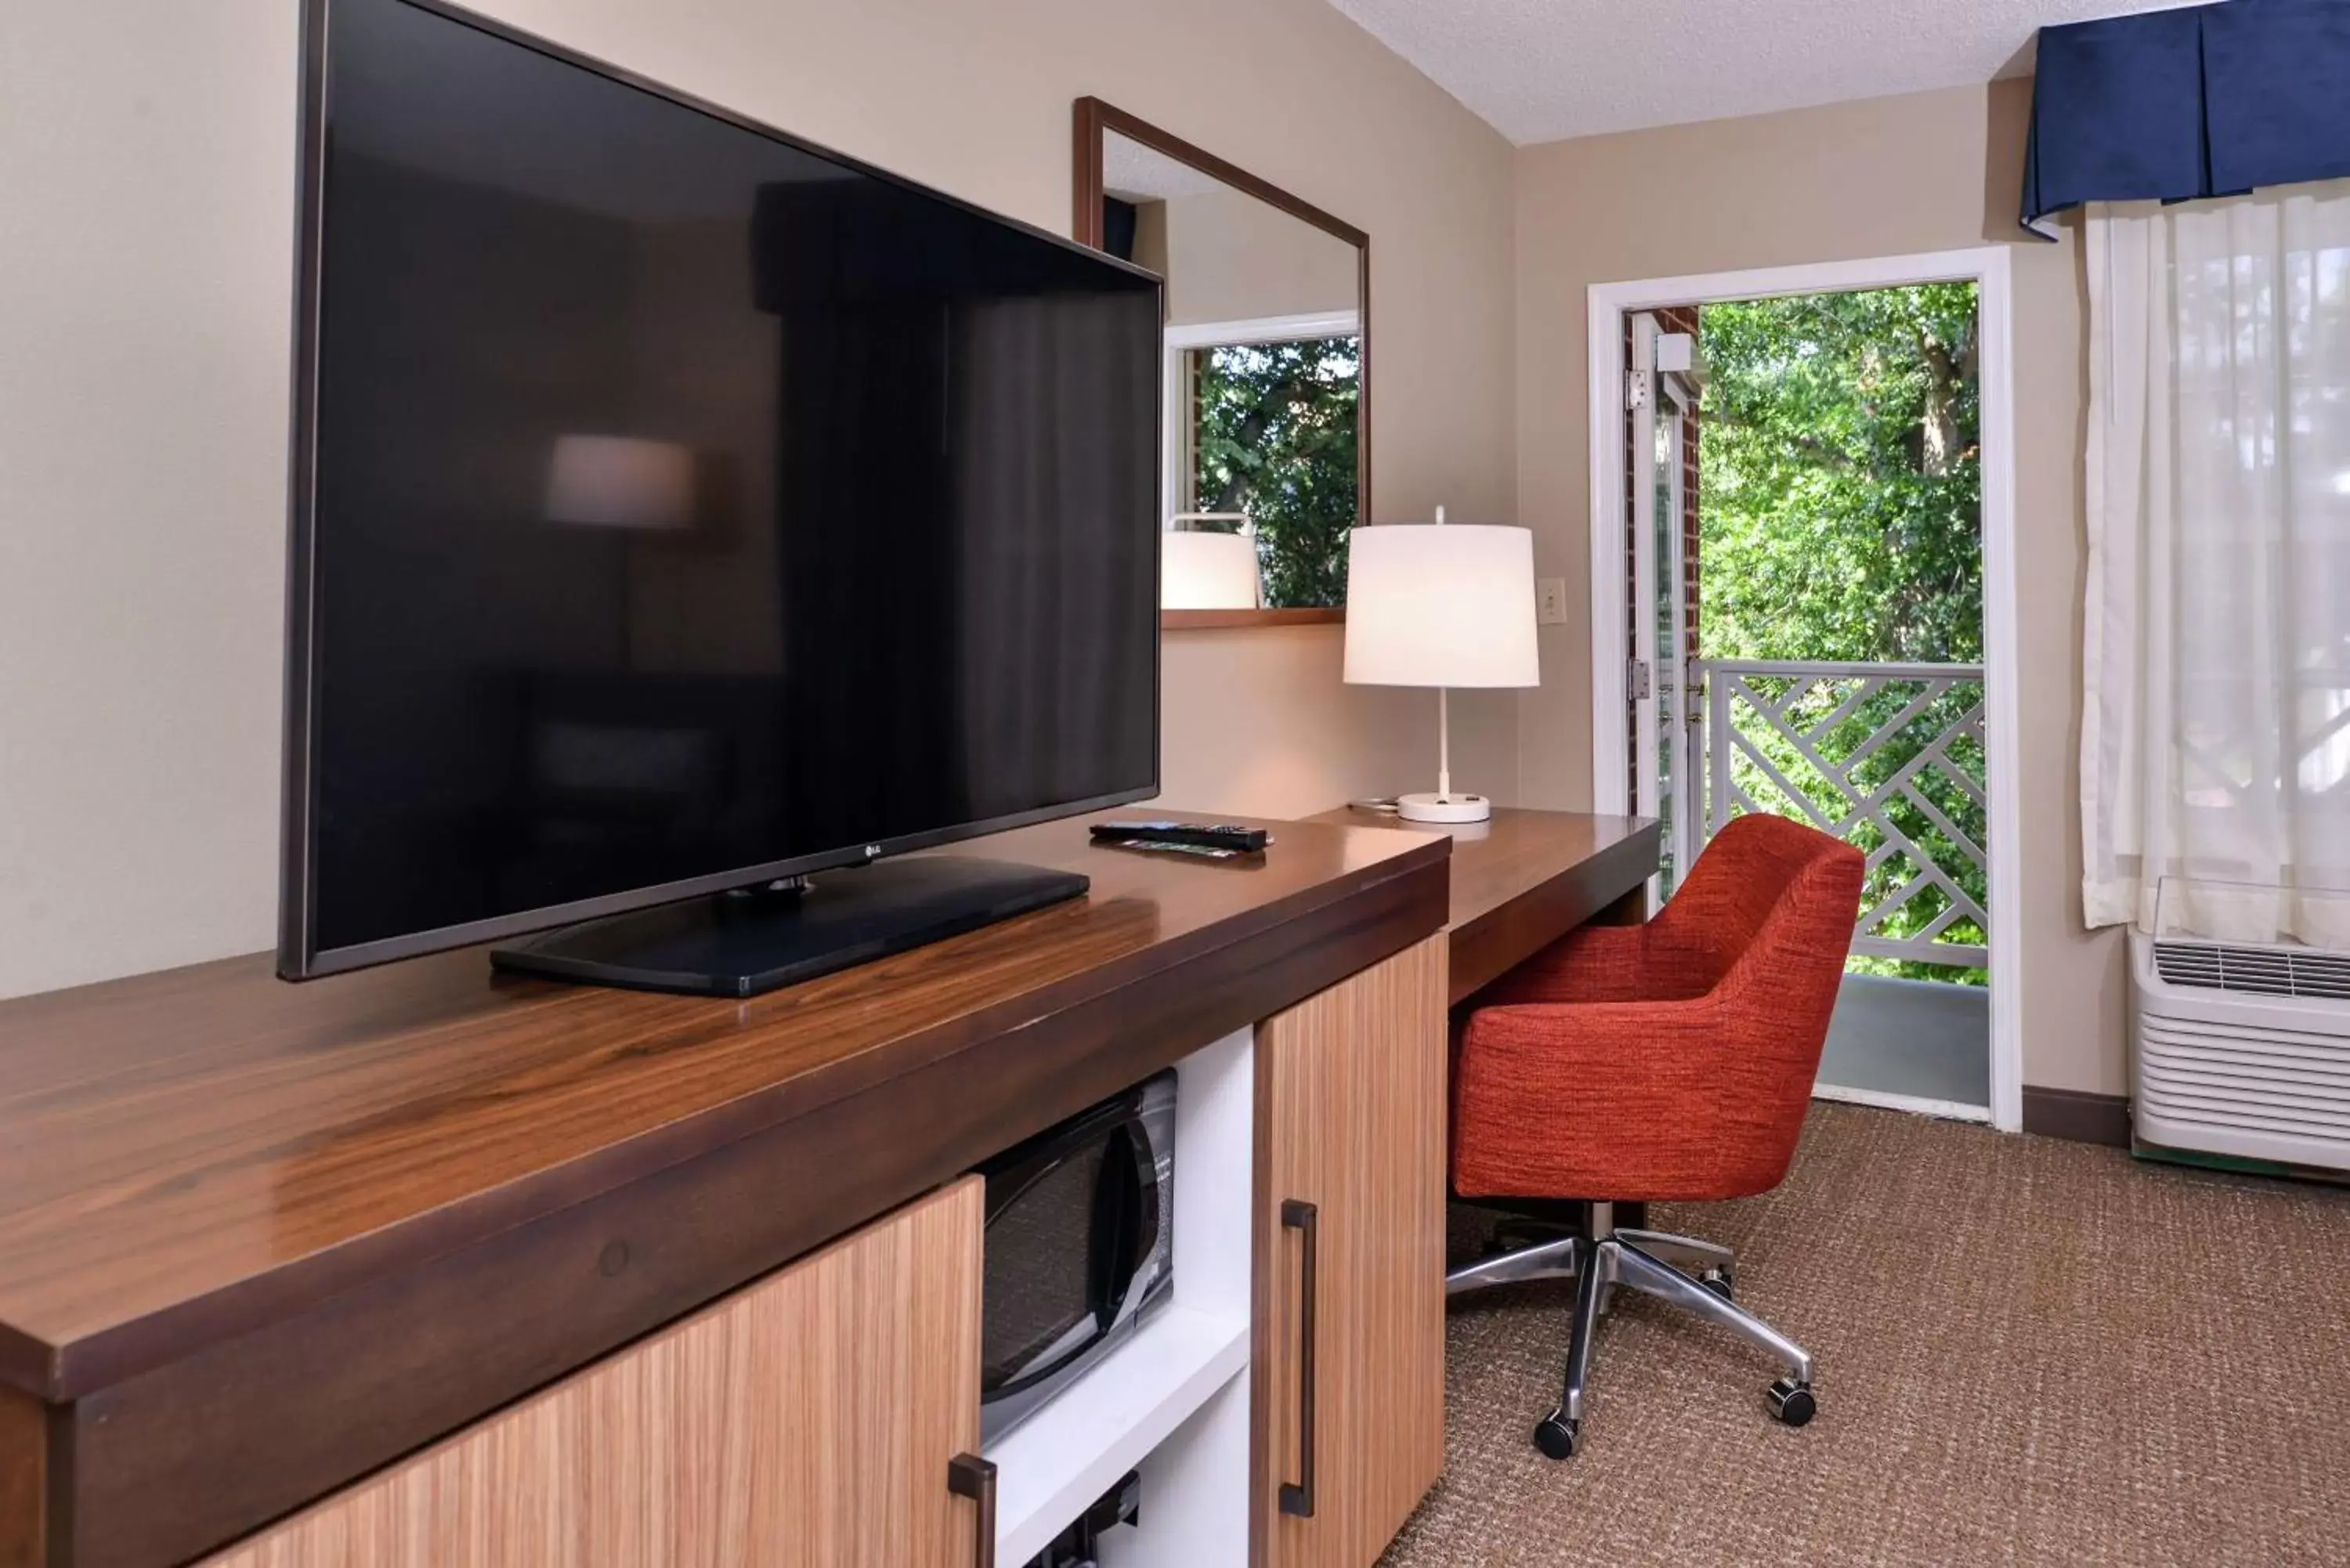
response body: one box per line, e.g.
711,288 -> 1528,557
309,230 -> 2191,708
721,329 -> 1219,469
1699,1266 -> 1734,1301
1532,1409 -> 1581,1460
1766,1378 -> 1816,1427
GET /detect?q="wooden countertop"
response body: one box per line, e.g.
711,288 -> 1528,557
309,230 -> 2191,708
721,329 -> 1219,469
1304,806 -> 1660,1003
0,815 -> 1445,1379
2,811 -> 1450,1568
0,811 -> 1442,1404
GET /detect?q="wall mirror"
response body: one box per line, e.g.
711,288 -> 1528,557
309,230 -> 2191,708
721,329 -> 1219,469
1073,98 -> 1368,627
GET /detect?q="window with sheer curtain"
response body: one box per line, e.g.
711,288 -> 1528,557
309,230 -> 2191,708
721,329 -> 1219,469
2082,181 -> 2350,948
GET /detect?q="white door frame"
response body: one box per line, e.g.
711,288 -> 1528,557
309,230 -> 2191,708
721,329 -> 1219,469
1626,313 -> 1698,901
1584,248 -> 2024,1133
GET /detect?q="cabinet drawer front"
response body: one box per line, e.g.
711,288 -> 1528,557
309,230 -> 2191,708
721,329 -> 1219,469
204,1178 -> 984,1568
1254,936 -> 1448,1568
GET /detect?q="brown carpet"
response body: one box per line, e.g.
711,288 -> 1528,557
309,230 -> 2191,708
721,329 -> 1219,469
1383,1103 -> 2350,1567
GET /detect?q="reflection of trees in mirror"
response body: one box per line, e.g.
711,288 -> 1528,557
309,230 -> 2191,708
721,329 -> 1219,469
1191,337 -> 1358,609
1698,284 -> 1984,985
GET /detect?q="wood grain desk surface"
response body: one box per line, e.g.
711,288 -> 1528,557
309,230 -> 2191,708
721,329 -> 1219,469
0,811 -> 1445,1406
1303,806 -> 1661,1003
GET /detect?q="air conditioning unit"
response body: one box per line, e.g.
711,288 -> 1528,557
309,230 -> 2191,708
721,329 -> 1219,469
2131,929 -> 2350,1174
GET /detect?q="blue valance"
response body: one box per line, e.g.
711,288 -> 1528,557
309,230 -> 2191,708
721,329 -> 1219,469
2022,0 -> 2350,237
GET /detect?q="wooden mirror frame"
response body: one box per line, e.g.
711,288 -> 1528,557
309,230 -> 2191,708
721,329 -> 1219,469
1073,97 -> 1368,630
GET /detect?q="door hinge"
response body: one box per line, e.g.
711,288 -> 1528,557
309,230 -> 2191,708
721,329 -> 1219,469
1625,370 -> 1650,412
1627,658 -> 1651,700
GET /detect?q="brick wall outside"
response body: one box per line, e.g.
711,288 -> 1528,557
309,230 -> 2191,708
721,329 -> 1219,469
1622,306 -> 1702,804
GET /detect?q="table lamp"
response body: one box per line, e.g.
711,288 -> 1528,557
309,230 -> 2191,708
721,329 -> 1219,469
1343,508 -> 1538,823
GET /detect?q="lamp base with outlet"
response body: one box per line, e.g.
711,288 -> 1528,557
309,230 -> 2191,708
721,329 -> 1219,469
1397,791 -> 1491,824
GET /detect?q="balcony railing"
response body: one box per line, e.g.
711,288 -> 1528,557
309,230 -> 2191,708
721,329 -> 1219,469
1701,659 -> 1987,969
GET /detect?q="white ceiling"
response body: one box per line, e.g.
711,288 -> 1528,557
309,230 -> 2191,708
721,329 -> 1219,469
1102,134 -> 1231,203
1325,0 -> 2201,146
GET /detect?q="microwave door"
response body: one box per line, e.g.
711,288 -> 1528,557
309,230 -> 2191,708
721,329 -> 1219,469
1090,1115 -> 1162,1332
982,1112 -> 1162,1399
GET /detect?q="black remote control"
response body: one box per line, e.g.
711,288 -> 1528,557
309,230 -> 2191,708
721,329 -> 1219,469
1092,818 -> 1271,853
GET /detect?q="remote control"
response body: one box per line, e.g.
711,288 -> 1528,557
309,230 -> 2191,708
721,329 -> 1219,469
1098,837 -> 1242,860
1091,819 -> 1271,853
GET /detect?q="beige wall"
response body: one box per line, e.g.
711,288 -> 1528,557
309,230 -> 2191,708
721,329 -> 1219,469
2,3 -> 2120,1092
1161,187 -> 1361,327
0,0 -> 1517,998
1158,627 -> 1516,819
1512,79 -> 2128,1095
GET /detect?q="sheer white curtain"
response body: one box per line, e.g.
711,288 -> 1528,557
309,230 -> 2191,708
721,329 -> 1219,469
2082,181 -> 2350,948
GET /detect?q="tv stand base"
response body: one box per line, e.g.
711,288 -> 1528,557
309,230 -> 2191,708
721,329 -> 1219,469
490,855 -> 1086,996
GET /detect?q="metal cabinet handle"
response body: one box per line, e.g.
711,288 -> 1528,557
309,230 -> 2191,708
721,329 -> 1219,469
947,1452 -> 996,1568
1279,1198 -> 1319,1519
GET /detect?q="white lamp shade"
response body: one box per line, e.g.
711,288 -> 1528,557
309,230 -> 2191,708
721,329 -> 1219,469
1162,530 -> 1260,610
545,435 -> 695,530
1343,522 -> 1539,688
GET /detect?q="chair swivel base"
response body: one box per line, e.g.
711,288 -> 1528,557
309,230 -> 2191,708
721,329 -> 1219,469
1444,1212 -> 1816,1460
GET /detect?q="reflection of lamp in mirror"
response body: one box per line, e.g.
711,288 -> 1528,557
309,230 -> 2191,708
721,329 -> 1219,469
1343,507 -> 1538,823
1162,511 -> 1259,611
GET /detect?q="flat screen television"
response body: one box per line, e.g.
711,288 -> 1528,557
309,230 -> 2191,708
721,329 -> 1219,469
280,0 -> 1163,990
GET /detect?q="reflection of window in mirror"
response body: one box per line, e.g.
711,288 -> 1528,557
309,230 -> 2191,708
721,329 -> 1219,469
1089,110 -> 1366,615
1174,330 -> 1358,609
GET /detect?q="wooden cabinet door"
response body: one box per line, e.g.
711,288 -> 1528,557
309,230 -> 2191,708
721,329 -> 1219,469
206,1178 -> 986,1568
1253,936 -> 1448,1568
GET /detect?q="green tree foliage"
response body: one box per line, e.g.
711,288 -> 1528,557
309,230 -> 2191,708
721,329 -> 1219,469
1700,285 -> 1981,663
1697,285 -> 1987,983
1193,337 -> 1358,609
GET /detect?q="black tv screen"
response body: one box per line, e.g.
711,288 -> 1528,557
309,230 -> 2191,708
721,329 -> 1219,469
280,0 -> 1162,977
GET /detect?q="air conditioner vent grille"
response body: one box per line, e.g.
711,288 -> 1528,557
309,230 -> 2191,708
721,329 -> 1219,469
2135,931 -> 2350,1172
2152,940 -> 2350,999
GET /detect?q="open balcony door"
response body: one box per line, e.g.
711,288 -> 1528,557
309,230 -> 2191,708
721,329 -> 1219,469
1587,250 -> 2025,1134
1626,313 -> 1701,903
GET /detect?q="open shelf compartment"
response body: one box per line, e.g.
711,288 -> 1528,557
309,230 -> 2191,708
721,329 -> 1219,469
985,1024 -> 1256,1566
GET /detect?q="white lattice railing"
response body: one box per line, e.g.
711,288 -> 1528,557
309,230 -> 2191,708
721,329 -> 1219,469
1702,659 -> 1987,969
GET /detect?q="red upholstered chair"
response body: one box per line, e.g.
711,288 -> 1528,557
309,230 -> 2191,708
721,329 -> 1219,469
1444,812 -> 1864,1460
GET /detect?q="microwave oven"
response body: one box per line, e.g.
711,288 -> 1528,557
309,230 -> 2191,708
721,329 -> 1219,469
979,1069 -> 1176,1440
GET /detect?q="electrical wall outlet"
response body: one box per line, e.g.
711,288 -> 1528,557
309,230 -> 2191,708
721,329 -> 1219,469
1535,576 -> 1570,626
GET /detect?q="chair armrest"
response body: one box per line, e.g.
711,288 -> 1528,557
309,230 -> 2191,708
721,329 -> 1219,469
1473,924 -> 1647,1006
1451,996 -> 1730,1198
1456,996 -> 1725,1104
